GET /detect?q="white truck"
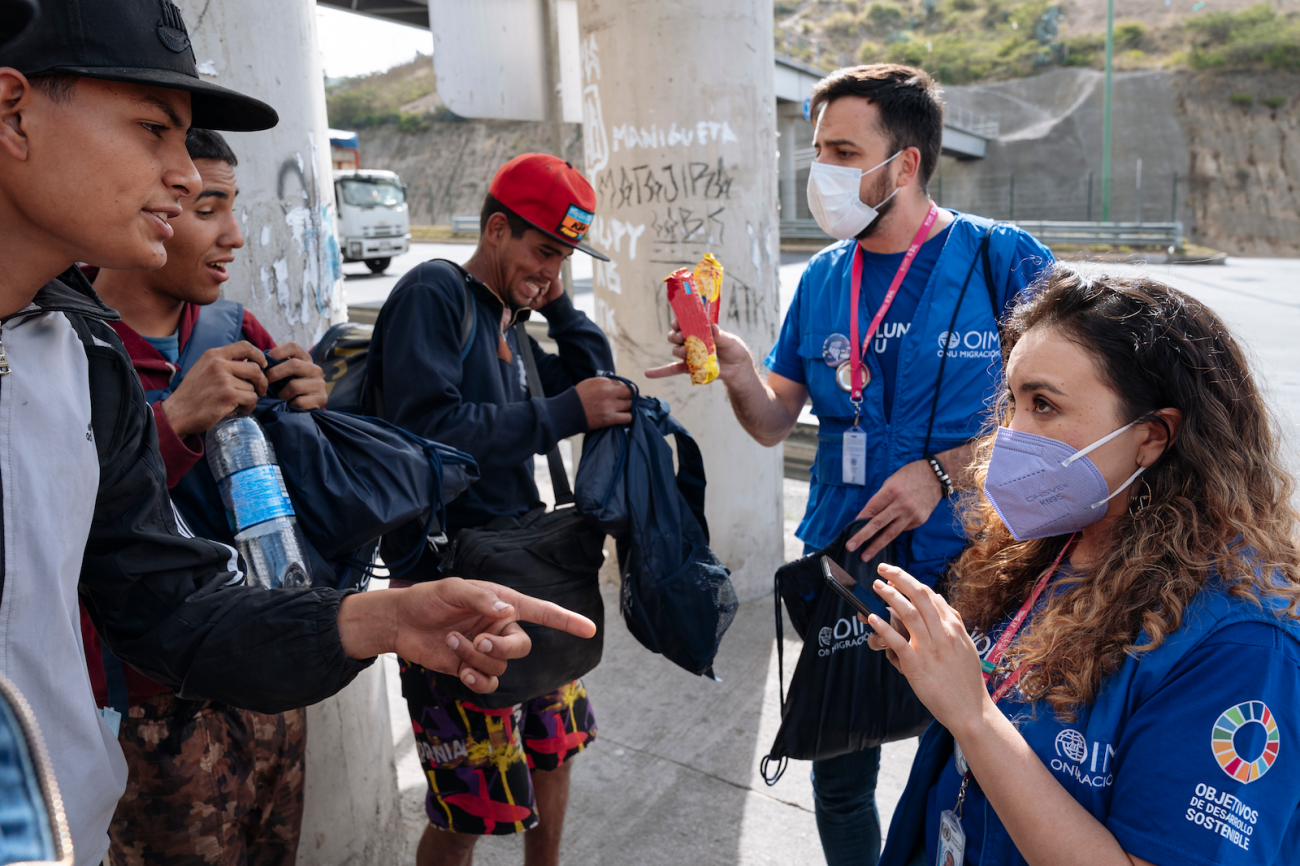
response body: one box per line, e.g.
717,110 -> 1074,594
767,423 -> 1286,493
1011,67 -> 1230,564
333,168 -> 410,274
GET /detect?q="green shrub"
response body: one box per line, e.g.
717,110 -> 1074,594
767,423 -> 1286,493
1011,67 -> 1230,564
857,39 -> 884,62
1115,22 -> 1146,50
1186,4 -> 1300,70
868,2 -> 907,33
950,0 -> 977,10
1062,32 -> 1104,67
824,10 -> 863,35
1264,95 -> 1287,108
396,112 -> 431,134
1229,93 -> 1254,106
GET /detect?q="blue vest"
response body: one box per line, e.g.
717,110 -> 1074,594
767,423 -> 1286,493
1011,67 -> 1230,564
792,215 -> 1032,581
143,299 -> 246,543
879,581 -> 1300,865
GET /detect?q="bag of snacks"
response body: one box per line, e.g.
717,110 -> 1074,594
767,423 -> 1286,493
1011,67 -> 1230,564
664,254 -> 725,385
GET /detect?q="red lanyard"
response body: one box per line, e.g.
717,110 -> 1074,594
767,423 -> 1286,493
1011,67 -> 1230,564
983,534 -> 1076,705
847,202 -> 940,403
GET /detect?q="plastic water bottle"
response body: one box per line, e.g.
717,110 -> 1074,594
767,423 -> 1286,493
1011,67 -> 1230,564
205,416 -> 311,589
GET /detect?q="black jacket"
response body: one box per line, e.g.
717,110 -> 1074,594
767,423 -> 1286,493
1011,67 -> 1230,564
47,268 -> 370,713
363,260 -> 613,532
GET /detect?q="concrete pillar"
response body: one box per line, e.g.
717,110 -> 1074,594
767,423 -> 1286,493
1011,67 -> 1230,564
176,4 -> 402,863
778,107 -> 800,223
178,0 -> 346,348
577,0 -> 784,600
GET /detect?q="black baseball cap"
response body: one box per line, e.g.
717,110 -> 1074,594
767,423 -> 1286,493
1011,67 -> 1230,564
0,0 -> 37,48
0,0 -> 278,132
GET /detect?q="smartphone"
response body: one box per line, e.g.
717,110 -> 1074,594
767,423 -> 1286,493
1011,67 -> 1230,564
821,555 -> 891,624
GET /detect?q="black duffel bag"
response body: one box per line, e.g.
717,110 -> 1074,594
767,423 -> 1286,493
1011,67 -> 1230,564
434,505 -> 606,708
760,519 -> 934,784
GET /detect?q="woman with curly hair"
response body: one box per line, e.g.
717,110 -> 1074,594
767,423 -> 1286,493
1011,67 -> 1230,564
870,268 -> 1300,866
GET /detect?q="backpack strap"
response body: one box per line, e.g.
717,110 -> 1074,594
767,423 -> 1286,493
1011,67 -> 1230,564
661,414 -> 709,541
981,223 -> 1010,339
514,320 -> 574,506
921,229 -> 996,459
425,259 -> 477,359
143,299 -> 246,403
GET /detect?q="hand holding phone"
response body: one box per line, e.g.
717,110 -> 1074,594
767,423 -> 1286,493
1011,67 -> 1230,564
821,555 -> 891,627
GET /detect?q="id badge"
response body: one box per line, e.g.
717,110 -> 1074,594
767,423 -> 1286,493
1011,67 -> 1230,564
936,809 -> 966,866
842,428 -> 867,486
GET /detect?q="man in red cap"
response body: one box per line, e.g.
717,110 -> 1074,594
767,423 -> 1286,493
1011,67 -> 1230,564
363,153 -> 630,866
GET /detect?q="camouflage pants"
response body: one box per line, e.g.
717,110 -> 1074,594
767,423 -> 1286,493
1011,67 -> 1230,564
108,693 -> 306,866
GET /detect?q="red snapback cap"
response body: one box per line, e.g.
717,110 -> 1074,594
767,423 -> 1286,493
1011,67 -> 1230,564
488,153 -> 610,261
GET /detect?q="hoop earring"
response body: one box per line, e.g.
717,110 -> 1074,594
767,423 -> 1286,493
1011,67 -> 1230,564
1128,478 -> 1153,515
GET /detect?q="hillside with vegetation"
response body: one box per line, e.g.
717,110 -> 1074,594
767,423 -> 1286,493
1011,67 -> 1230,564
325,3 -> 1300,132
326,53 -> 447,131
777,0 -> 1300,84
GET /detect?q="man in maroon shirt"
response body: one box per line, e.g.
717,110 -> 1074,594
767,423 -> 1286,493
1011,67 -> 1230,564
81,128 -> 327,866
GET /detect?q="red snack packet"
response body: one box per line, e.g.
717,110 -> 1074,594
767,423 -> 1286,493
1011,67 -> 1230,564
664,268 -> 719,385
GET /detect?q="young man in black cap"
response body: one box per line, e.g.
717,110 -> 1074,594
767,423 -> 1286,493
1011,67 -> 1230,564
0,4 -> 595,864
364,153 -> 629,866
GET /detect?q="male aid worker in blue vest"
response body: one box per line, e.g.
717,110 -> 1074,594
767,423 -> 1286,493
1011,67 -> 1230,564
649,64 -> 1053,865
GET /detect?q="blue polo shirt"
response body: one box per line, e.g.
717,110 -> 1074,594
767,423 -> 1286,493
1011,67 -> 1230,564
766,223 -> 1046,417
928,581 -> 1300,866
762,214 -> 1054,558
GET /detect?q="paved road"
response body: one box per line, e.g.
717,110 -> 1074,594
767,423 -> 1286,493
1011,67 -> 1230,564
372,252 -> 1300,864
351,250 -> 1299,456
342,241 -> 595,318
1073,257 -> 1300,477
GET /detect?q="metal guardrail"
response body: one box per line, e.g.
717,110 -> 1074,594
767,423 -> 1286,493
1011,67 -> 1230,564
784,421 -> 818,481
780,219 -> 831,241
1014,220 -> 1184,250
450,214 -> 479,236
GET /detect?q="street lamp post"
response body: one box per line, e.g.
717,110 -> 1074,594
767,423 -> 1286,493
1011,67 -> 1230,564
1101,0 -> 1115,222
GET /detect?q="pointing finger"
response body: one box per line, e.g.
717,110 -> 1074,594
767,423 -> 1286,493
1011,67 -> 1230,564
475,582 -> 598,641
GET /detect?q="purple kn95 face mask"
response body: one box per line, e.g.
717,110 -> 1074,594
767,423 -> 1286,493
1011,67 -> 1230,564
982,423 -> 1147,541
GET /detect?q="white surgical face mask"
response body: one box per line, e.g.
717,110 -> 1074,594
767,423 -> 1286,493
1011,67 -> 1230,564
806,152 -> 902,240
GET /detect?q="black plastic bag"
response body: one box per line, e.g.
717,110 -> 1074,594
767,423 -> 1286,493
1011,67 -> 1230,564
761,520 -> 933,783
575,376 -> 736,678
434,506 -> 607,708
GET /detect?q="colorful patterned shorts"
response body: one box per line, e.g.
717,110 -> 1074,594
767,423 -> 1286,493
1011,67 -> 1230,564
398,659 -> 597,836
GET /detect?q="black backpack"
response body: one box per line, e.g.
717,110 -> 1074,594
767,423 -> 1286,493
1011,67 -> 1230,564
312,259 -> 476,415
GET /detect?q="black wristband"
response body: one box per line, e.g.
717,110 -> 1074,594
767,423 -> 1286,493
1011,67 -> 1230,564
926,454 -> 953,498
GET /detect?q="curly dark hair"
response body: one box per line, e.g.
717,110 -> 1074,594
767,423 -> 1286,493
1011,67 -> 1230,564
949,266 -> 1300,720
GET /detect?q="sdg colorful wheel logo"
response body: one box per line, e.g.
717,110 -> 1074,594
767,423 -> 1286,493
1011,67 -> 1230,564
1212,701 -> 1279,783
